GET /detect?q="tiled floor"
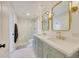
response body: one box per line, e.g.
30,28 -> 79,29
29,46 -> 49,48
10,40 -> 36,58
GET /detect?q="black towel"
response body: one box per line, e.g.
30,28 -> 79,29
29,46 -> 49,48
14,23 -> 18,43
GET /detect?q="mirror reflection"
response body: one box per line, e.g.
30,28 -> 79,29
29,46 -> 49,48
52,2 -> 70,31
42,11 -> 49,31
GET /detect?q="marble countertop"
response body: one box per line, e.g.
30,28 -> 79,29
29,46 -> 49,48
34,34 -> 79,57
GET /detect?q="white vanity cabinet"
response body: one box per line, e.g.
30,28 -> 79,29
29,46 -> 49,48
33,36 -> 65,58
33,35 -> 79,58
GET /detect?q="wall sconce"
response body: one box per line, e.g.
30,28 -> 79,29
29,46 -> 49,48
48,9 -> 52,20
70,1 -> 78,13
46,11 -> 49,15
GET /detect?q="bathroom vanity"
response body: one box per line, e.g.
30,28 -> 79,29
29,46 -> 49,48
33,33 -> 79,58
33,2 -> 79,58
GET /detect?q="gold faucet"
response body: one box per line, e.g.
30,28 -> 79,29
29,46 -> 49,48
56,32 -> 64,40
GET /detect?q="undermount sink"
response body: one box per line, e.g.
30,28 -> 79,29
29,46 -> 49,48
47,38 -> 64,43
47,36 -> 65,40
47,37 -> 76,44
47,36 -> 79,45
37,32 -> 47,36
37,33 -> 79,44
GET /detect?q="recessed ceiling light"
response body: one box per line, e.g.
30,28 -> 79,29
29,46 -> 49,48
26,13 -> 30,16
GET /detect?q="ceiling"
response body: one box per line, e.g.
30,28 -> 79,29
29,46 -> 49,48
10,1 -> 58,19
1,1 -> 59,20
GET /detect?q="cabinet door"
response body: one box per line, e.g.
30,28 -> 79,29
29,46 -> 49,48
33,39 -> 37,55
37,39 -> 43,58
43,42 -> 49,58
33,37 -> 43,58
47,48 -> 55,58
48,47 -> 65,58
43,43 -> 56,58
35,39 -> 39,57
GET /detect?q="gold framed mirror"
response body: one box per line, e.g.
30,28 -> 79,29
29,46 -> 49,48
51,1 -> 71,31
42,11 -> 49,31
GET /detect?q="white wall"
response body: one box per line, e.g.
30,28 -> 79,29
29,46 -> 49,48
61,2 -> 79,38
70,2 -> 79,37
0,2 -> 16,57
0,2 -> 10,57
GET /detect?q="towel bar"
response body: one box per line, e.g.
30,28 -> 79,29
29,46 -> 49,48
0,44 -> 5,48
